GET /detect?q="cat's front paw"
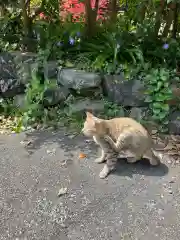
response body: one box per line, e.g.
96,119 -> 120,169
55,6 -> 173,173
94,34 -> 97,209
95,157 -> 106,163
99,165 -> 111,179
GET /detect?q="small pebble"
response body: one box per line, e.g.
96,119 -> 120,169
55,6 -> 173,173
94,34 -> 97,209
47,148 -> 56,154
169,180 -> 175,184
68,135 -> 75,139
60,223 -> 67,228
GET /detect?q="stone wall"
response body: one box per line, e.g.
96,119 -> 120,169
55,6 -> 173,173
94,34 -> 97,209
0,51 -> 180,134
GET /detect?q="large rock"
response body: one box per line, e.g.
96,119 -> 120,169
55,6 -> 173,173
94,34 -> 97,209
13,52 -> 58,83
13,94 -> 26,109
57,68 -> 102,96
129,107 -> 148,121
44,61 -> 58,80
102,74 -> 146,107
13,86 -> 70,108
0,52 -> 59,98
169,111 -> 180,134
43,86 -> 70,107
0,52 -> 24,97
68,98 -> 105,115
0,51 -> 38,97
129,107 -> 158,132
12,51 -> 38,85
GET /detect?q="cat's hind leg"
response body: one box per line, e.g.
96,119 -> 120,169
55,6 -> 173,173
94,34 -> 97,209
143,149 -> 160,166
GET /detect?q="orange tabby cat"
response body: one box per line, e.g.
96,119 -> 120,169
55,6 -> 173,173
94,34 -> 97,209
82,112 -> 160,179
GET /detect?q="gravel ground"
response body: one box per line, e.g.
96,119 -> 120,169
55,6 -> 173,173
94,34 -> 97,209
0,129 -> 179,240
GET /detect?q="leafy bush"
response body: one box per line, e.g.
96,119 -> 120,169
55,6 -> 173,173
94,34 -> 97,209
33,18 -> 83,60
1,0 -> 180,133
140,38 -> 180,68
0,9 -> 22,51
144,67 -> 173,132
74,30 -> 144,74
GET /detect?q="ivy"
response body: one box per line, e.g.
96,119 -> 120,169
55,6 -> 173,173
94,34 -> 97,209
145,68 -> 172,132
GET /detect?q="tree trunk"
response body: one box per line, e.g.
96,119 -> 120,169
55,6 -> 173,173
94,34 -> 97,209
108,0 -> 117,24
21,0 -> 39,51
162,2 -> 176,38
138,0 -> 149,23
84,0 -> 99,37
0,5 -> 6,17
172,3 -> 179,39
20,0 -> 31,50
154,0 -> 166,37
21,0 -> 29,36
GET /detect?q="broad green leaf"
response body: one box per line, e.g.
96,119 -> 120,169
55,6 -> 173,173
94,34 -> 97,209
154,94 -> 168,102
152,108 -> 161,114
159,111 -> 168,120
155,81 -> 163,91
161,104 -> 169,111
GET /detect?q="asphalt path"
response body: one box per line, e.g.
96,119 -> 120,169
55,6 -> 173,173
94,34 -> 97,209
0,129 -> 179,240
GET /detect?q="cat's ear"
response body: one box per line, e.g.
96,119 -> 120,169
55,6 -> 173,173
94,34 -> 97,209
86,111 -> 101,124
86,111 -> 94,119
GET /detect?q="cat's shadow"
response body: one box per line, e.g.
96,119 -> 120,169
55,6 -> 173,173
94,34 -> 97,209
112,158 -> 169,177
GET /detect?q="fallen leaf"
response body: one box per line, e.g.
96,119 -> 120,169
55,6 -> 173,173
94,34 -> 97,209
168,150 -> 179,156
170,135 -> 180,142
57,187 -> 68,197
20,140 -> 32,146
79,153 -> 86,159
163,143 -> 177,151
175,144 -> 180,149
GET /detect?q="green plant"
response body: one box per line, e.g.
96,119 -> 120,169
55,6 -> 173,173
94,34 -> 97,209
16,70 -> 81,132
101,99 -> 125,119
141,38 -> 180,68
76,31 -> 144,74
0,98 -> 16,115
0,98 -> 23,133
20,70 -> 54,128
145,67 -> 172,132
0,8 -> 22,51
